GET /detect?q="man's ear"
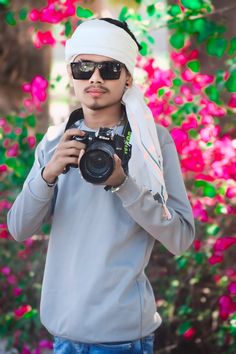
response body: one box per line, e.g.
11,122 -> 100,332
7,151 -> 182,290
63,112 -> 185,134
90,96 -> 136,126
125,72 -> 133,88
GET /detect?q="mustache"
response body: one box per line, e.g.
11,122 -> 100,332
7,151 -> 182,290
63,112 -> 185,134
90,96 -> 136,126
84,85 -> 109,93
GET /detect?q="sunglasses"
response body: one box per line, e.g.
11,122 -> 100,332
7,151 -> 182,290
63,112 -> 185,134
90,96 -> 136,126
70,60 -> 125,80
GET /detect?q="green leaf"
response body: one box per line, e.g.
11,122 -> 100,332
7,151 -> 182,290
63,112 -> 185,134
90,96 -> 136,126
205,85 -> 220,103
26,114 -> 36,128
188,129 -> 198,139
119,6 -> 129,21
206,224 -> 220,236
228,37 -> 236,56
5,11 -> 17,26
225,70 -> 236,92
204,184 -> 216,197
178,321 -> 192,335
168,4 -> 181,17
187,60 -> 200,73
194,252 -> 204,264
176,256 -> 188,269
76,6 -> 93,19
147,35 -> 155,44
147,4 -> 155,16
140,41 -> 148,56
0,0 -> 9,5
206,38 -> 227,58
158,89 -> 165,97
169,31 -> 185,49
173,78 -> 182,87
64,20 -> 72,37
178,305 -> 193,316
18,8 -> 28,21
181,0 -> 203,11
5,158 -> 27,178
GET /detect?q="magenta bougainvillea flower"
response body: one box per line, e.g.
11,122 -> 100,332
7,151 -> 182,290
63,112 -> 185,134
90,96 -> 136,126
33,30 -> 56,48
29,0 -> 76,24
228,93 -> 236,108
22,75 -> 48,111
183,327 -> 196,340
218,295 -> 236,320
14,304 -> 32,319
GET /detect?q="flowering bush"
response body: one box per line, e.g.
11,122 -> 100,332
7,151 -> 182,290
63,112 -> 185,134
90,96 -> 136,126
0,0 -> 236,353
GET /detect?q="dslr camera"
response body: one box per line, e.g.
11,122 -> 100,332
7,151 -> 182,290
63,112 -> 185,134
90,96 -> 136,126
70,127 -> 131,184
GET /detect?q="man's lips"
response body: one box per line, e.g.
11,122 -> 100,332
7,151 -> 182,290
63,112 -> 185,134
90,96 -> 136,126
85,87 -> 108,97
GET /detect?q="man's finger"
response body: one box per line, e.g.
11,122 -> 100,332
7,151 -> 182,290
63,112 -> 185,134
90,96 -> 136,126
61,129 -> 86,142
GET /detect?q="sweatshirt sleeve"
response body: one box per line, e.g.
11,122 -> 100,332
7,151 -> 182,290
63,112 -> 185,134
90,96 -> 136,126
114,126 -> 195,255
7,136 -> 57,242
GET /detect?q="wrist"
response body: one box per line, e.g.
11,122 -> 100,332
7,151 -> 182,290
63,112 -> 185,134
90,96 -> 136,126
111,175 -> 129,193
41,167 -> 58,187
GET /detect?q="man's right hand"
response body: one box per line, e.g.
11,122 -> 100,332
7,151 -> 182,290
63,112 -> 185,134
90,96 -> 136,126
42,129 -> 86,184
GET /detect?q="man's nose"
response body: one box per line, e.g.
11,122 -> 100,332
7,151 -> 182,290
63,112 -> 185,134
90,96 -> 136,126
89,68 -> 104,83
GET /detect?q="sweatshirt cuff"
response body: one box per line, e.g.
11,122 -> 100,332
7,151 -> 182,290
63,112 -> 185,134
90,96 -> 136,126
27,168 -> 57,200
114,175 -> 143,205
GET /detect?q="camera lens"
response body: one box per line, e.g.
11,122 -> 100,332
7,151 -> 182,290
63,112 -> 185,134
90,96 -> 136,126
80,141 -> 115,183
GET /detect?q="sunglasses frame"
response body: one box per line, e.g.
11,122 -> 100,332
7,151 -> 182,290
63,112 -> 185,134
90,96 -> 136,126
70,60 -> 125,81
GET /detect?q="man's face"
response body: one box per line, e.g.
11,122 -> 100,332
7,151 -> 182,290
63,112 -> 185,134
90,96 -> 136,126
69,54 -> 132,111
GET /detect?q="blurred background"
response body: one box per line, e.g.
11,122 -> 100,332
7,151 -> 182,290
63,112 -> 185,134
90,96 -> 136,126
0,0 -> 236,353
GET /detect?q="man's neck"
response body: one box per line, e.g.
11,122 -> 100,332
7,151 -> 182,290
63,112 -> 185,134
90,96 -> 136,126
81,104 -> 124,129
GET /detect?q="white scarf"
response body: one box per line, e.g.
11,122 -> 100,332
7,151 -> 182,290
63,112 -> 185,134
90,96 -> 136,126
65,19 -> 171,220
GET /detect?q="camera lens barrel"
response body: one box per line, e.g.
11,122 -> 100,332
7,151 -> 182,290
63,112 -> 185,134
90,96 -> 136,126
80,141 -> 115,183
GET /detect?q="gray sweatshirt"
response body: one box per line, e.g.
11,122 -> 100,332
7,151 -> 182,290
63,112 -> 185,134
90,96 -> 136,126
7,119 -> 195,343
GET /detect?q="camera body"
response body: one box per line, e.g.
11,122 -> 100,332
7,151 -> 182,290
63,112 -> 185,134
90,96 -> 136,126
71,127 -> 131,184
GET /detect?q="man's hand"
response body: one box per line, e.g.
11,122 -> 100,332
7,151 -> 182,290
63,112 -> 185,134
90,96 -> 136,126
101,154 -> 126,187
43,129 -> 86,184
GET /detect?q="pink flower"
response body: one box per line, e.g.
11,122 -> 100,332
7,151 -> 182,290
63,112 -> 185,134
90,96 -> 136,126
21,344 -> 31,354
170,128 -> 189,154
228,93 -> 236,108
34,30 -> 56,48
181,69 -> 196,82
213,236 -> 236,252
22,75 -> 48,111
208,253 -> 223,265
170,47 -> 199,66
39,340 -> 53,349
183,327 -> 196,340
13,287 -> 22,297
173,96 -> 184,105
193,239 -> 201,251
226,186 -> 236,199
0,164 -> 7,173
14,304 -> 32,319
200,125 -> 220,142
1,266 -> 11,275
6,143 -> 19,157
228,282 -> 236,295
7,274 -> 17,285
192,200 -> 208,222
181,115 -> 198,131
27,136 -> 36,149
0,223 -> 9,239
218,295 -> 236,320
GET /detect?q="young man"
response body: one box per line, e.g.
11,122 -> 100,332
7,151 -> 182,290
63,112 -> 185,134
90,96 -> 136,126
7,18 -> 195,354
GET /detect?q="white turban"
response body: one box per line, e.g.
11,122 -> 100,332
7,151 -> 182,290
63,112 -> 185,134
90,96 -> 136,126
65,19 -> 138,76
65,19 -> 171,220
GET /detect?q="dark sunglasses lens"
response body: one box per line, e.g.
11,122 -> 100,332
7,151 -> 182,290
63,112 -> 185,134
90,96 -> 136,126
71,62 -> 94,80
100,62 -> 122,80
71,61 -> 123,80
